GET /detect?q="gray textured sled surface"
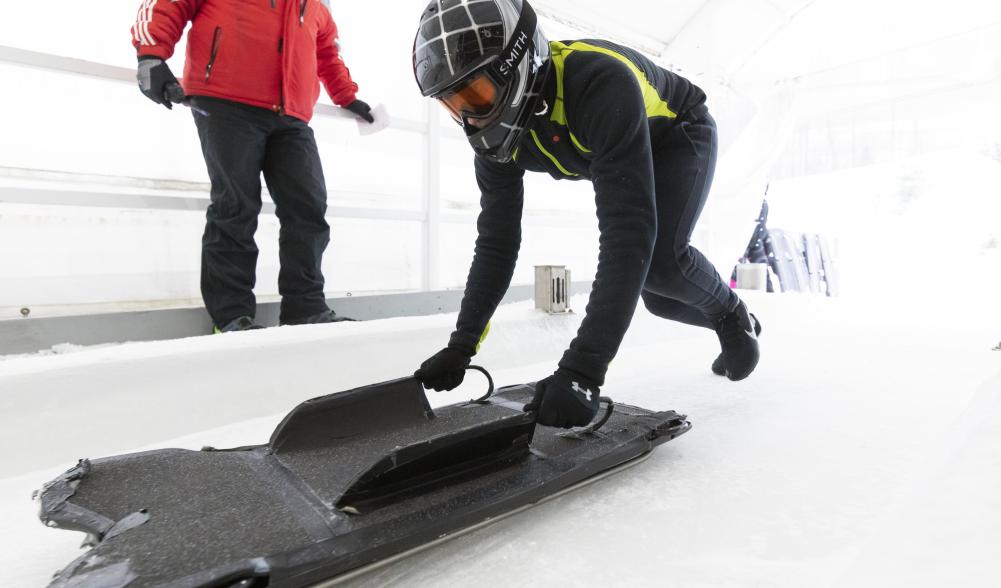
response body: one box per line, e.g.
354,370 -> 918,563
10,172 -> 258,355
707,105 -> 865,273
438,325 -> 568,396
37,377 -> 690,587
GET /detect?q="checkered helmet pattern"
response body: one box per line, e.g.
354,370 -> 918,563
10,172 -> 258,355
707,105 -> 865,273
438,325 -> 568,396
413,0 -> 549,163
413,0 -> 525,97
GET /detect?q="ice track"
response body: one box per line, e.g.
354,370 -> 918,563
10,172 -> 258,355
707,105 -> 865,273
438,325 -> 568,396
2,292 -> 998,587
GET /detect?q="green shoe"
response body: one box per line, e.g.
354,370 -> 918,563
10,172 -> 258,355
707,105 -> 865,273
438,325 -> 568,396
213,316 -> 265,334
280,309 -> 356,326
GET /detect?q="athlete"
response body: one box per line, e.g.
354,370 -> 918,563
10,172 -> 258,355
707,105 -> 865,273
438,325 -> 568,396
412,0 -> 761,428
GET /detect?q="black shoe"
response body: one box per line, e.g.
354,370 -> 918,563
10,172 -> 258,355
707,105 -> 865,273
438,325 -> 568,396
711,302 -> 761,381
280,309 -> 356,326
213,316 -> 265,334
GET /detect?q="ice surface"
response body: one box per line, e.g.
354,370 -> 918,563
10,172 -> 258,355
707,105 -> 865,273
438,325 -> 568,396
1,293 -> 999,587
0,343 -> 123,363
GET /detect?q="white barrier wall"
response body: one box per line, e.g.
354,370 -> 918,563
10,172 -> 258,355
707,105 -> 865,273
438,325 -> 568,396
0,2 -> 604,317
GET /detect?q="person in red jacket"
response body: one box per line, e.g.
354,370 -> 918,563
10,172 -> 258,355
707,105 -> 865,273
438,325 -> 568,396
132,0 -> 374,332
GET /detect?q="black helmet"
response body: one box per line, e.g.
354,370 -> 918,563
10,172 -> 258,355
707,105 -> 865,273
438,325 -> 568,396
413,0 -> 550,163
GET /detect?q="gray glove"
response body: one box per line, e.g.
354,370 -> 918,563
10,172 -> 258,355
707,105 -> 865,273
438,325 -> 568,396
137,57 -> 183,109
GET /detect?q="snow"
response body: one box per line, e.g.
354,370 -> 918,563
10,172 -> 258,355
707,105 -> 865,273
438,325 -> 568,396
0,343 -> 124,363
1,292 -> 998,587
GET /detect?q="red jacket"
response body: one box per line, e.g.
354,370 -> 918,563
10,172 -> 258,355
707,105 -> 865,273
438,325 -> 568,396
132,0 -> 358,122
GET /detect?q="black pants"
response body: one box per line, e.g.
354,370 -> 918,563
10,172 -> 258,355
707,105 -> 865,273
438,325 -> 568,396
192,97 -> 330,325
641,108 -> 739,330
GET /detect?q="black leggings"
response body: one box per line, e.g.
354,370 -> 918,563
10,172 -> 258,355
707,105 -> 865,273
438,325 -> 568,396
641,109 -> 738,330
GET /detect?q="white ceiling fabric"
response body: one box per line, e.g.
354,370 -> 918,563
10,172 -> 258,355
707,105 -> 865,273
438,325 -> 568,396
532,0 -> 1001,261
535,0 -> 1001,86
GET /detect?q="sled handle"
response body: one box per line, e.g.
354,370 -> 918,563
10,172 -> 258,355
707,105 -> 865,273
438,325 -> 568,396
557,396 -> 615,439
466,365 -> 495,404
581,396 -> 615,433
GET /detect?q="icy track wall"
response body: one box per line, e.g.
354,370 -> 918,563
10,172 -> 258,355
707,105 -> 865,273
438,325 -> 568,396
0,295 -> 673,478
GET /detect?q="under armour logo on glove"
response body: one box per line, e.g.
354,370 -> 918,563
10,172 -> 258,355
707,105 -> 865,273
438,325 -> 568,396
525,370 -> 602,429
571,381 -> 595,403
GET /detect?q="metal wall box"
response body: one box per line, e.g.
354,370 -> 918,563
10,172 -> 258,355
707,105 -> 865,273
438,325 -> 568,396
534,265 -> 572,314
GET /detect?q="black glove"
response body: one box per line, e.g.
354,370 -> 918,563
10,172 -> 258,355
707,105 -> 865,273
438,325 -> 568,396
415,347 -> 472,391
525,369 -> 601,428
137,57 -> 182,109
345,99 -> 375,123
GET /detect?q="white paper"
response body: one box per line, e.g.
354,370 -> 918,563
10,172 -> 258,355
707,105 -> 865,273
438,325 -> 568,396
357,103 -> 390,136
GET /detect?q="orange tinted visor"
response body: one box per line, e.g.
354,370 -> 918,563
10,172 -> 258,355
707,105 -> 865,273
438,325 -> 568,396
436,73 -> 499,122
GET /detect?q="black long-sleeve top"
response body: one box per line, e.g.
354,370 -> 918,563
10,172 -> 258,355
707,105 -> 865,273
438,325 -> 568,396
448,39 -> 707,385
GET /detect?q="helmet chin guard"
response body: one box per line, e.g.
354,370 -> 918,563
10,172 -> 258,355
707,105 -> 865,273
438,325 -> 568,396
413,0 -> 550,163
